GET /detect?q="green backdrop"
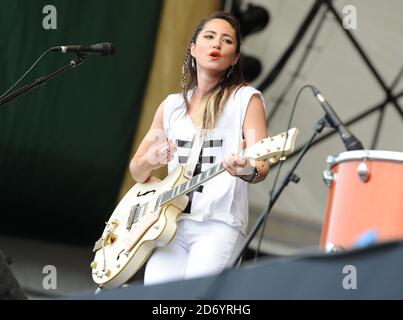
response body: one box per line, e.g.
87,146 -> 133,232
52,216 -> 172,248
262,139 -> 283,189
0,0 -> 162,245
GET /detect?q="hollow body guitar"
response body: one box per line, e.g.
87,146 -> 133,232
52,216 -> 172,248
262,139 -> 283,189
91,128 -> 299,289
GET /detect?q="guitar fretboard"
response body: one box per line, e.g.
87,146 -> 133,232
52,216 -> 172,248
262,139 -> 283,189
157,163 -> 225,207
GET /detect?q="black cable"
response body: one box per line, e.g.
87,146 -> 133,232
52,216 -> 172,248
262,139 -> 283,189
0,48 -> 52,100
254,84 -> 316,260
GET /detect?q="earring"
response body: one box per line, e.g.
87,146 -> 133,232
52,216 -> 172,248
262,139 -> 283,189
191,57 -> 196,70
227,64 -> 235,78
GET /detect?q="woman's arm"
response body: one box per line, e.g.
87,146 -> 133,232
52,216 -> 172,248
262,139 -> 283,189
223,94 -> 269,183
242,94 -> 269,183
129,100 -> 177,183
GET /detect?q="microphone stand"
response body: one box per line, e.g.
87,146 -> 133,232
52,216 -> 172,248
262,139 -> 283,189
228,117 -> 327,269
196,117 -> 328,300
0,54 -> 86,108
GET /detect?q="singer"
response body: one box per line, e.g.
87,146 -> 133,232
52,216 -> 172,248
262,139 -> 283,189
129,11 -> 269,286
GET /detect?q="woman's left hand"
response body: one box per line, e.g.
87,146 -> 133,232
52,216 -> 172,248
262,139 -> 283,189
223,154 -> 254,177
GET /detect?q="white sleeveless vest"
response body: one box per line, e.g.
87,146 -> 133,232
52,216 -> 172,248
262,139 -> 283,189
163,86 -> 266,235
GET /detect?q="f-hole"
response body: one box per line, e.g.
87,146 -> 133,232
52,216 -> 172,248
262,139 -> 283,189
137,190 -> 156,197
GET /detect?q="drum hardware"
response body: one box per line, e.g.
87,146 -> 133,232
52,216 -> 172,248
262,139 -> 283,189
320,150 -> 403,249
357,161 -> 370,183
324,243 -> 344,253
323,155 -> 336,187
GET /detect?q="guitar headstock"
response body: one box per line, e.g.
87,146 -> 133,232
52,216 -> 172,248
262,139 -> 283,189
243,128 -> 299,164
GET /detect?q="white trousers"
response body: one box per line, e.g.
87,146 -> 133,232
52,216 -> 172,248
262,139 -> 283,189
144,219 -> 245,286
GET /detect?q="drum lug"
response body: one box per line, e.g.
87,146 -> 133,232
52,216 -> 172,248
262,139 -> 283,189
323,155 -> 335,187
323,170 -> 334,187
324,243 -> 344,253
357,161 -> 370,183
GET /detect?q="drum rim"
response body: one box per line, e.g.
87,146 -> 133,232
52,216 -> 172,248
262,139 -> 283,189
329,150 -> 403,166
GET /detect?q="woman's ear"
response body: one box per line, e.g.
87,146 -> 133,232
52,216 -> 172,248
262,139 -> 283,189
190,42 -> 196,58
232,52 -> 240,65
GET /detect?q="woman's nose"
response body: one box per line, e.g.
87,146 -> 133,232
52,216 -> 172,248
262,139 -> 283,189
212,39 -> 221,49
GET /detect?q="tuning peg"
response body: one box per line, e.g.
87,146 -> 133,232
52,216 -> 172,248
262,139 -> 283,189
269,157 -> 278,164
279,156 -> 287,161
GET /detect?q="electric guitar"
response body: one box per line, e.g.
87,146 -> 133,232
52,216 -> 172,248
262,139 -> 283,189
91,128 -> 299,289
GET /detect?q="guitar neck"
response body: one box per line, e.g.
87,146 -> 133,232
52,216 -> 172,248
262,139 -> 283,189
159,163 -> 225,206
156,127 -> 299,208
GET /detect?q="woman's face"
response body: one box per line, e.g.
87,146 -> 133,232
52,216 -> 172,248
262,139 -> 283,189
190,18 -> 240,76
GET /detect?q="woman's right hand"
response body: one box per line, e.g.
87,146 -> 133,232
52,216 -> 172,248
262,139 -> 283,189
146,139 -> 177,171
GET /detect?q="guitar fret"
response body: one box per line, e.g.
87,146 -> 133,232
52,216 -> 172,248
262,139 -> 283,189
160,163 -> 230,206
201,171 -> 207,181
171,188 -> 177,199
174,187 -> 180,198
185,181 -> 191,190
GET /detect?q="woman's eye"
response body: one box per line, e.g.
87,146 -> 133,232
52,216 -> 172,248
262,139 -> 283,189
204,35 -> 213,39
224,39 -> 233,44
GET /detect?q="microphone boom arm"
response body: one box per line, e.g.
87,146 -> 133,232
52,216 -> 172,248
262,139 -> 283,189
0,54 -> 86,108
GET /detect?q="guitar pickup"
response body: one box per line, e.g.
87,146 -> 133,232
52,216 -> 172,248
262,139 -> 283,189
126,205 -> 142,230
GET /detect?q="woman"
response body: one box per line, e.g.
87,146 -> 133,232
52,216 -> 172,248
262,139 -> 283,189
129,11 -> 269,286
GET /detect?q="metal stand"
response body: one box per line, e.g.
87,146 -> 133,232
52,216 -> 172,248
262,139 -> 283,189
0,54 -> 86,108
197,118 -> 327,299
228,118 -> 327,268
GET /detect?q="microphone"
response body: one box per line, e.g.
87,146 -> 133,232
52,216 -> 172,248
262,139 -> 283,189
312,87 -> 364,151
50,42 -> 116,56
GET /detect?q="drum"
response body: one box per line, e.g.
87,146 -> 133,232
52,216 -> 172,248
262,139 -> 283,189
320,150 -> 403,249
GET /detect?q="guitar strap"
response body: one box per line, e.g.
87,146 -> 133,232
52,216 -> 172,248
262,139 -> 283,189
183,128 -> 205,179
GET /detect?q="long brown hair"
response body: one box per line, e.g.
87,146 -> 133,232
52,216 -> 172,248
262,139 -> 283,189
181,11 -> 246,130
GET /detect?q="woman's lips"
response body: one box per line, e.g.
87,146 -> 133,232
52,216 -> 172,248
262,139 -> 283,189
209,51 -> 222,60
210,56 -> 221,60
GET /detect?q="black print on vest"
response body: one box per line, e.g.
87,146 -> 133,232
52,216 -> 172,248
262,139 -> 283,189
177,138 -> 223,213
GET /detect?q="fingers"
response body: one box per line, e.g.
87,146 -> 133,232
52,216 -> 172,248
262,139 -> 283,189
223,154 -> 247,176
146,140 -> 177,169
157,140 -> 177,164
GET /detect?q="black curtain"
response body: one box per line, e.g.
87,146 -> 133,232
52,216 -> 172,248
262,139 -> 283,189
0,0 -> 162,245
